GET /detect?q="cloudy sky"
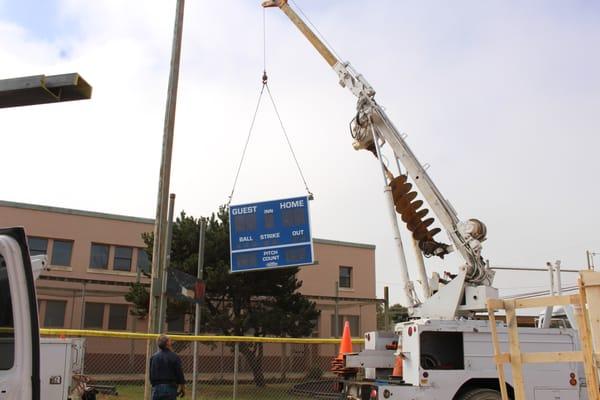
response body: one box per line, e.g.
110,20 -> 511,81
2,0 -> 599,304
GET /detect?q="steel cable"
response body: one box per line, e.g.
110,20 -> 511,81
227,84 -> 266,206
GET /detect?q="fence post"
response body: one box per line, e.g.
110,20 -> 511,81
220,342 -> 225,380
192,219 -> 206,400
233,342 -> 239,400
280,343 -> 287,380
384,286 -> 390,330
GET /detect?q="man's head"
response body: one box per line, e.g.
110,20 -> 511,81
157,334 -> 172,351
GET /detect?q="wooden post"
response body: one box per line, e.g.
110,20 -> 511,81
575,279 -> 600,398
505,300 -> 526,400
581,271 -> 600,354
487,299 -> 510,400
486,274 -> 600,400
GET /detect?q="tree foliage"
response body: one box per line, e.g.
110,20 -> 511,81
125,206 -> 320,386
376,302 -> 409,330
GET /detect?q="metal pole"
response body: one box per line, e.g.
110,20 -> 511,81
541,262 -> 555,328
144,0 -> 186,397
394,156 -> 430,299
586,251 -> 597,270
130,266 -> 142,366
554,260 -> 578,329
555,260 -> 562,295
280,343 -> 287,380
491,266 -> 583,273
192,219 -> 207,400
79,282 -> 86,329
158,193 -> 176,333
411,238 -> 430,298
384,286 -> 390,330
233,343 -> 239,400
334,281 -> 339,338
370,123 -> 414,307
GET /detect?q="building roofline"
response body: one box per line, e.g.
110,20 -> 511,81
0,200 -> 154,225
0,200 -> 376,249
313,238 -> 375,250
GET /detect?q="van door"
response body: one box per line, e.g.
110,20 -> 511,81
0,228 -> 40,400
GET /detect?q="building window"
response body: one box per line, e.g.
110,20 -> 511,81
43,300 -> 66,328
90,243 -> 109,269
331,315 -> 360,337
339,266 -> 353,289
137,248 -> 150,273
28,237 -> 48,256
310,318 -> 320,338
108,304 -> 128,330
84,303 -> 105,329
113,246 -> 133,272
51,240 -> 73,266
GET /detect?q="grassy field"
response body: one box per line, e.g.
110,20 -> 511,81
97,384 -> 308,400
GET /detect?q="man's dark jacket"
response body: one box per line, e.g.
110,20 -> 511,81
149,348 -> 185,386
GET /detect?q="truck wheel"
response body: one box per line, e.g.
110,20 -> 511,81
459,388 -> 502,400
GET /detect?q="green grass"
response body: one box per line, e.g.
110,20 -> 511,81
97,384 -> 310,400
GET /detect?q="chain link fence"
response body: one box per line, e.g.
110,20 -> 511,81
41,330 -> 364,400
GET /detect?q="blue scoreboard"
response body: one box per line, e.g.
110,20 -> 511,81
229,196 -> 314,273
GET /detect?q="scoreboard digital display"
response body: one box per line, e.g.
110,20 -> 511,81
229,196 -> 314,272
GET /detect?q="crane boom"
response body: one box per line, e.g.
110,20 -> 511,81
263,0 -> 494,288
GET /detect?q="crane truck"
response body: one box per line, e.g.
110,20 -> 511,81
263,1 -> 588,399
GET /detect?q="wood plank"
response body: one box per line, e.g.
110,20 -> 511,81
487,298 -> 505,310
506,300 -> 526,400
494,353 -> 510,364
521,351 -> 583,363
514,294 -> 578,309
581,272 -> 600,357
580,270 -> 600,288
487,301 -> 510,400
574,279 -> 600,399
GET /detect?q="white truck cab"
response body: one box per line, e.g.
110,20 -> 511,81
0,228 -> 40,400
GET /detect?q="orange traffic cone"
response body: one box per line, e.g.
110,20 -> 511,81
338,320 -> 353,357
331,321 -> 355,375
391,353 -> 403,378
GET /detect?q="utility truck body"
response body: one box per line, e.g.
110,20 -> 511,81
345,321 -> 585,400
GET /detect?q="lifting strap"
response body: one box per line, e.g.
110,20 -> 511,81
227,10 -> 313,206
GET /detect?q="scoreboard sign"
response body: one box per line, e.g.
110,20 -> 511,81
229,196 -> 314,272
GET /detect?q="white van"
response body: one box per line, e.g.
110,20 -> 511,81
0,227 -> 40,400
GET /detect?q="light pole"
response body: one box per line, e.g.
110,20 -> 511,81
143,0 -> 186,398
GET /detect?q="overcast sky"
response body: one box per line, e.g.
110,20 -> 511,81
2,0 -> 599,304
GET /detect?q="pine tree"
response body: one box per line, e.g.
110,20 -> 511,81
125,206 -> 320,386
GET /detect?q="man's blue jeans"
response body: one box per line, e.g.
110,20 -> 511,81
152,383 -> 178,400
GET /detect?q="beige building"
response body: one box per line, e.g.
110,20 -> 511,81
0,200 -> 378,339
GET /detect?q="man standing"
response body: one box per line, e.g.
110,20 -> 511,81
150,334 -> 186,399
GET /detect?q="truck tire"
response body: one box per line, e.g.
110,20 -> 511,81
459,388 -> 502,400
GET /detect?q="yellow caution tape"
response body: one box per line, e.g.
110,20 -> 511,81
40,328 -> 365,345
